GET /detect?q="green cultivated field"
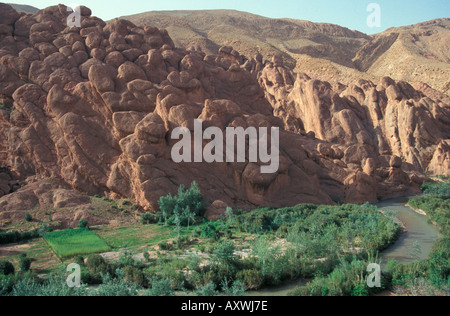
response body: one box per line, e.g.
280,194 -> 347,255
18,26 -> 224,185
44,228 -> 111,258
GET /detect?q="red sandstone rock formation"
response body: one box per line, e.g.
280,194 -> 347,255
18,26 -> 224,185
0,4 -> 447,216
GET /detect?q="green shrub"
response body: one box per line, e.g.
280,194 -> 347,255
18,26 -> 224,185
214,240 -> 236,267
0,261 -> 15,276
86,254 -> 111,277
236,269 -> 264,290
158,241 -> 172,251
291,259 -> 372,296
94,274 -> 140,296
148,277 -> 174,296
141,212 -> 157,225
123,265 -> 145,286
75,255 -> 85,266
195,282 -> 218,296
221,279 -> 246,296
19,254 -> 32,272
200,223 -> 217,239
37,223 -> 52,236
351,280 -> 370,297
24,213 -> 32,222
78,219 -> 88,229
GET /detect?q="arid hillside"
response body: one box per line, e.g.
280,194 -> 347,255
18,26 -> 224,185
123,11 -> 450,96
8,3 -> 38,14
0,4 -> 448,220
122,10 -> 370,71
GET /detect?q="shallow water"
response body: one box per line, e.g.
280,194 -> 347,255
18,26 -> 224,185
247,196 -> 441,296
377,196 -> 440,266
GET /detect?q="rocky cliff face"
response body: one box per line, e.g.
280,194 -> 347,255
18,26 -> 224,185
260,58 -> 450,176
0,4 -> 448,215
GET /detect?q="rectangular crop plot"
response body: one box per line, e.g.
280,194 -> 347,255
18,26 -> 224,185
44,228 -> 111,258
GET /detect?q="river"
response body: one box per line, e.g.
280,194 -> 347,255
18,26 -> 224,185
248,196 -> 440,296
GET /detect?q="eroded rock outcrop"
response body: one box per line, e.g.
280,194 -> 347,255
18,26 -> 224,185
259,57 -> 450,179
0,4 -> 447,215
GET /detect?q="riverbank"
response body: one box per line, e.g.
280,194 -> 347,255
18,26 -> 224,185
377,196 -> 440,266
375,181 -> 449,296
405,203 -> 428,216
1,201 -> 401,296
1,181 -> 447,296
249,195 -> 442,296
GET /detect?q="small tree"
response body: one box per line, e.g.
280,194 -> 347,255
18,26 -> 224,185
78,219 -> 88,229
158,181 -> 205,226
0,261 -> 15,275
24,213 -> 32,222
19,254 -> 31,272
141,213 -> 156,225
173,211 -> 183,241
182,206 -> 196,230
225,207 -> 234,226
214,240 -> 236,269
38,223 -> 52,236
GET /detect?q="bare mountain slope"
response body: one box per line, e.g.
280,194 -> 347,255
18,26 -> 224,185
358,19 -> 450,95
123,11 -> 450,95
7,3 -> 38,13
122,10 -> 369,70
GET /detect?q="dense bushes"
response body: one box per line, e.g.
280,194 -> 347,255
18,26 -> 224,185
0,224 -> 51,245
290,258 -> 384,296
150,202 -> 400,294
85,254 -> 114,281
0,230 -> 39,245
408,194 -> 449,236
421,181 -> 450,195
234,203 -> 399,252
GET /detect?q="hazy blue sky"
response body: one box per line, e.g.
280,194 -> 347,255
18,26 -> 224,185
7,0 -> 450,34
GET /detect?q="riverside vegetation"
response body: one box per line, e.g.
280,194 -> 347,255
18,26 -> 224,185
381,180 -> 449,295
0,181 -> 448,296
